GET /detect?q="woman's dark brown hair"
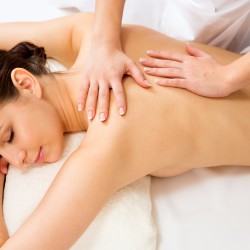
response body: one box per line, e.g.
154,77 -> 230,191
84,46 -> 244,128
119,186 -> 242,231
0,41 -> 49,103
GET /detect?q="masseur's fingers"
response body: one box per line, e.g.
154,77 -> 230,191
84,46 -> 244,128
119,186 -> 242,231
98,81 -> 110,122
86,81 -> 99,120
111,79 -> 126,116
146,50 -> 186,62
142,44 -> 233,98
186,42 -> 210,58
126,60 -> 151,88
155,78 -> 188,89
78,77 -> 90,112
140,57 -> 181,69
144,67 -> 183,78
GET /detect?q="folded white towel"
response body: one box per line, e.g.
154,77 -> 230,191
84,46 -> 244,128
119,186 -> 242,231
3,132 -> 156,250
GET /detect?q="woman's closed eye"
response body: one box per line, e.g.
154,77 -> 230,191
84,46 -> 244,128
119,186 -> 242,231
7,130 -> 15,143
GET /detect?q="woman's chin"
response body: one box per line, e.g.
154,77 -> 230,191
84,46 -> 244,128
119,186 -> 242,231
49,148 -> 64,163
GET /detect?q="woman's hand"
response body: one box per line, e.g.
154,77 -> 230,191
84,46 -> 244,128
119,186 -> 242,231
0,157 -> 8,175
78,44 -> 149,122
0,166 -> 8,246
140,43 -> 236,97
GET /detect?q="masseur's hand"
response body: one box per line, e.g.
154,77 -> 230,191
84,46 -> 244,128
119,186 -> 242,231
78,44 -> 150,122
140,43 -> 237,97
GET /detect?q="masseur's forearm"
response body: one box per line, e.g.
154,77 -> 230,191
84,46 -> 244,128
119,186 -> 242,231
93,0 -> 125,48
226,51 -> 250,92
0,174 -> 8,246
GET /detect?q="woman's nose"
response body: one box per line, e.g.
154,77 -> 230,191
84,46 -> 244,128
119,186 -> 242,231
4,147 -> 26,168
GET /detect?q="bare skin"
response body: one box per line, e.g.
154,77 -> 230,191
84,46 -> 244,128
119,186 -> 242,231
79,0 -> 148,121
0,13 -> 249,249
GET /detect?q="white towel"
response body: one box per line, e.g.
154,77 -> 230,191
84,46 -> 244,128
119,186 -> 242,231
3,132 -> 157,250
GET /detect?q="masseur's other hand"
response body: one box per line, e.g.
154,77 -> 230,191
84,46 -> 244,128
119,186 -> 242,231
78,45 -> 150,122
140,43 -> 236,97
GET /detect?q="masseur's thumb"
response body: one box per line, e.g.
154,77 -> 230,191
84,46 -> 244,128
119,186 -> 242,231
186,43 -> 209,58
128,61 -> 151,88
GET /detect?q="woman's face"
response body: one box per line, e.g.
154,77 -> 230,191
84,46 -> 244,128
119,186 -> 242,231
0,95 -> 64,169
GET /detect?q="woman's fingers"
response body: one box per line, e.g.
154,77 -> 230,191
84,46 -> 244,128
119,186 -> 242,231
0,157 -> 9,174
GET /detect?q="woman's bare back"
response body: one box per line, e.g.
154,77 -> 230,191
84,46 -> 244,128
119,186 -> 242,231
79,22 -> 250,179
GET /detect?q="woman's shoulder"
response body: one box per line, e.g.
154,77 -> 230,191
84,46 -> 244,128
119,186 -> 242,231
69,12 -> 94,26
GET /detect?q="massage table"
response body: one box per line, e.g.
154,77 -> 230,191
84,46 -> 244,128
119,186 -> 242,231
1,0 -> 250,249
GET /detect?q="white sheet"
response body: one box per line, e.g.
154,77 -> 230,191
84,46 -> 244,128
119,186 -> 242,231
4,133 -> 156,250
151,167 -> 250,250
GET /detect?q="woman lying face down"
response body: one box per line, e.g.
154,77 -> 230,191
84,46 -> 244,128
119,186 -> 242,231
1,13 -> 250,249
0,43 -> 65,170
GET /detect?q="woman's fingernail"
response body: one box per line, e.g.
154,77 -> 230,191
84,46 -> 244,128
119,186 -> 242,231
78,103 -> 82,112
119,107 -> 125,116
99,112 -> 106,122
88,110 -> 93,120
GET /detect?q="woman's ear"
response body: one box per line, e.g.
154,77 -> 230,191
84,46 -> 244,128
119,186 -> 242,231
11,68 -> 42,98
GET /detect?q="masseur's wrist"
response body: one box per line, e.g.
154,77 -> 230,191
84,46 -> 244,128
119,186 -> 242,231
224,64 -> 248,94
91,34 -> 123,52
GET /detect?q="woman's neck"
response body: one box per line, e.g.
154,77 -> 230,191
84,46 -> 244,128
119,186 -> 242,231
41,71 -> 89,133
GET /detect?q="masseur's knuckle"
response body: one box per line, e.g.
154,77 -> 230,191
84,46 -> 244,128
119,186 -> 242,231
166,68 -> 176,75
174,79 -> 183,87
88,88 -> 98,96
81,83 -> 89,92
115,88 -> 124,98
99,89 -> 109,98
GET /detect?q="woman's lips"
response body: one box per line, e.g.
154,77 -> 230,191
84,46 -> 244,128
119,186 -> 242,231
35,147 -> 45,164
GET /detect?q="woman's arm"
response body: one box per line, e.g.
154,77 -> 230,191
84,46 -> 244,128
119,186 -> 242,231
1,130 -> 133,249
0,14 -> 84,68
0,173 -> 8,247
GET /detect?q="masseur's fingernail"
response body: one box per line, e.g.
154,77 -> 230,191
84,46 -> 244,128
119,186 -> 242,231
139,58 -> 146,63
147,50 -> 154,54
78,103 -> 82,112
119,107 -> 125,116
88,110 -> 93,120
144,67 -> 150,72
99,112 -> 106,122
144,79 -> 151,86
